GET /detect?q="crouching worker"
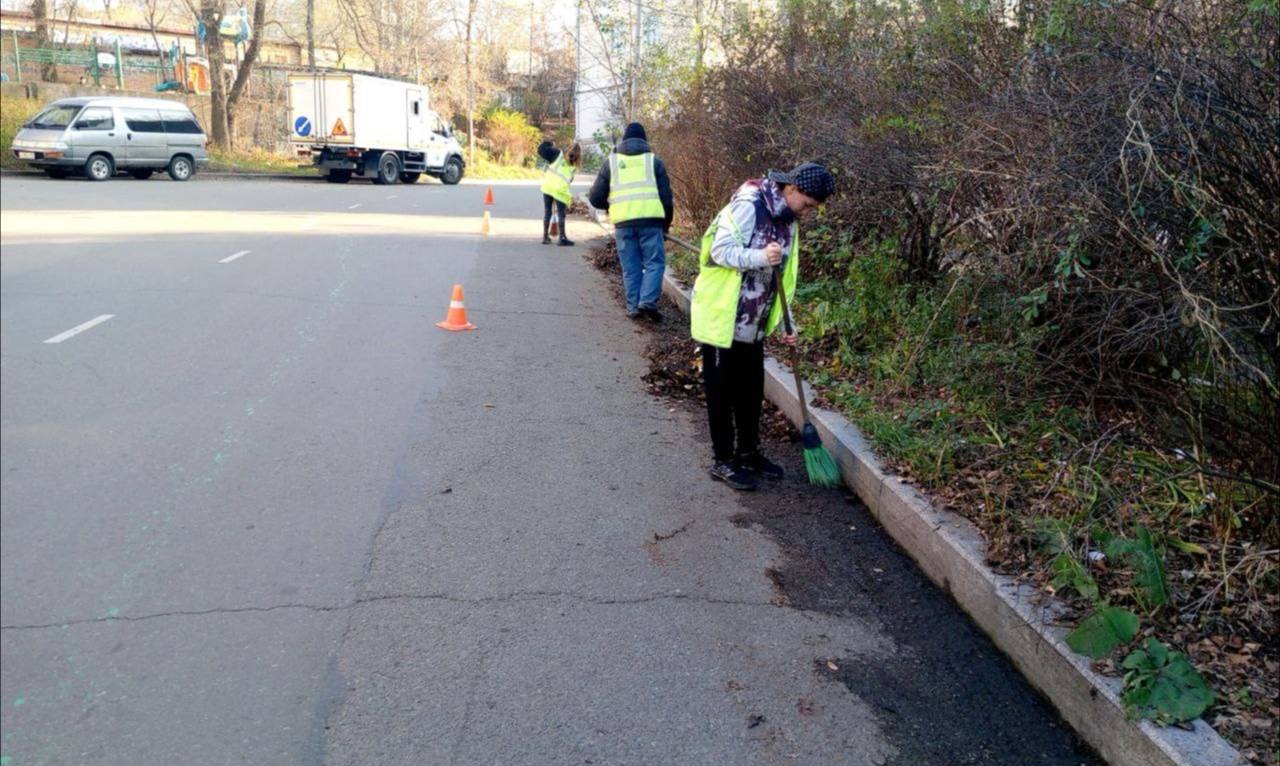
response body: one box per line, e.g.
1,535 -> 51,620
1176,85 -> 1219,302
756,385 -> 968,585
690,162 -> 835,491
538,140 -> 581,246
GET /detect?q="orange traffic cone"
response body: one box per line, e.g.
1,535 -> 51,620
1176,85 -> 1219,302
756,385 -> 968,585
484,187 -> 495,205
436,284 -> 477,331
481,209 -> 491,235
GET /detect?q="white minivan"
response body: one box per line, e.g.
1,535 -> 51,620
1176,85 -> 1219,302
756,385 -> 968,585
11,96 -> 209,181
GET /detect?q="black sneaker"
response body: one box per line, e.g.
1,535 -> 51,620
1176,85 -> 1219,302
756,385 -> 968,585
541,235 -> 552,245
558,237 -> 575,247
710,461 -> 758,491
736,451 -> 784,480
626,308 -> 643,320
640,307 -> 663,324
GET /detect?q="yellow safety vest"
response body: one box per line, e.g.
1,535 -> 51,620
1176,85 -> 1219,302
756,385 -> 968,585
690,208 -> 799,349
607,152 -> 665,224
540,154 -> 575,205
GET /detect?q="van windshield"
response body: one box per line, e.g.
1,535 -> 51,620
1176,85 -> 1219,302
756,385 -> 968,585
25,105 -> 82,130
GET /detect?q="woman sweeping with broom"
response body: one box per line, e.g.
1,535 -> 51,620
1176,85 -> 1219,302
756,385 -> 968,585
690,162 -> 839,491
537,140 -> 581,246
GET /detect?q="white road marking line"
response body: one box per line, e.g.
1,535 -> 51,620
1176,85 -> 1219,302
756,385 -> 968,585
219,250 -> 251,264
44,314 -> 114,344
348,203 -> 362,209
385,195 -> 398,200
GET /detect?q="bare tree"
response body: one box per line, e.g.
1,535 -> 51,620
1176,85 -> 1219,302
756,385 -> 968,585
189,0 -> 229,145
180,0 -> 271,148
225,0 -> 266,139
305,0 -> 314,67
30,0 -> 58,81
141,0 -> 173,69
464,0 -> 478,167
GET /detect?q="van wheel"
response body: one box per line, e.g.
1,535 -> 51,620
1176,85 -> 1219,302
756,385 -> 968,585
130,169 -> 154,180
440,157 -> 463,185
399,171 -> 421,184
45,168 -> 69,179
167,156 -> 194,181
373,153 -> 401,185
326,169 -> 352,184
85,154 -> 114,181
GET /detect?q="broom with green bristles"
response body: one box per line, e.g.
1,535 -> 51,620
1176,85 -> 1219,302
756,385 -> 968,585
771,268 -> 842,488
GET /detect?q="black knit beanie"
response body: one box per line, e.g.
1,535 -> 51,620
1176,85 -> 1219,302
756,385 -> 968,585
622,122 -> 647,141
767,162 -> 836,202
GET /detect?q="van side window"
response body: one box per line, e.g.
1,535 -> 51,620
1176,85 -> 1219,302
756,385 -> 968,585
161,110 -> 203,134
122,109 -> 165,133
75,107 -> 114,131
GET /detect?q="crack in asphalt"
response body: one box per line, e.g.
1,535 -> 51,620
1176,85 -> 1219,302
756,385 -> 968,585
0,590 -> 806,632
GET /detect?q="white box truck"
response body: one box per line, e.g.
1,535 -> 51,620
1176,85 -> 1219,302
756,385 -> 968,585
288,72 -> 466,185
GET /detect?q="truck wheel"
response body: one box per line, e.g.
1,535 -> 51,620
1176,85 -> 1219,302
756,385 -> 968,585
84,154 -> 115,181
327,169 -> 352,184
167,155 -> 194,181
130,169 -> 154,180
373,153 -> 401,185
440,157 -> 463,185
399,172 -> 421,184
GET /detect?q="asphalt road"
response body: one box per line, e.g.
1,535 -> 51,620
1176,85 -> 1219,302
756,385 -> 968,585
1,172 -> 1096,765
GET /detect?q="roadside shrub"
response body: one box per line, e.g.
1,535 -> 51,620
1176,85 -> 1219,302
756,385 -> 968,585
480,107 -> 540,166
0,96 -> 40,168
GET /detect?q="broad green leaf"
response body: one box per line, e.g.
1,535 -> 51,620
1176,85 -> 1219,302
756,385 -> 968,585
1052,554 -> 1099,602
1106,527 -> 1169,609
1121,641 -> 1214,723
1066,606 -> 1139,659
1133,527 -> 1169,607
1122,647 -> 1151,670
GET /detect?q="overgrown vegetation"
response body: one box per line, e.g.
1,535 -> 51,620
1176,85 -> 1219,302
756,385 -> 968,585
465,144 -> 541,180
0,96 -> 41,169
207,146 -> 310,175
479,106 -> 541,166
654,0 -> 1278,759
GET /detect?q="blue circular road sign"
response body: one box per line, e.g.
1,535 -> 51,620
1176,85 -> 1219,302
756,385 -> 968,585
294,116 -> 312,137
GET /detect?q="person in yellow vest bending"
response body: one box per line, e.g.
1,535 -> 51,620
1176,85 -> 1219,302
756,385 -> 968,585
588,122 -> 674,322
538,140 -> 581,246
690,162 -> 835,491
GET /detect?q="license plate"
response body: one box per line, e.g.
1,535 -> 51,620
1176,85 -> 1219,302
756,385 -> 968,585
16,151 -> 35,159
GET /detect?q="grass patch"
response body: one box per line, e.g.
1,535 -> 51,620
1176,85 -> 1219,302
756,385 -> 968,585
207,146 -> 310,175
466,146 -> 541,180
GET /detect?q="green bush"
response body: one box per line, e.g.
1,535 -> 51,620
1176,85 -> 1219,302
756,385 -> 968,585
480,107 -> 540,166
1,96 -> 41,168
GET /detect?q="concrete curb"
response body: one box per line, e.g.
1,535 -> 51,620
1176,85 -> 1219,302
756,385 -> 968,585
654,267 -> 1244,766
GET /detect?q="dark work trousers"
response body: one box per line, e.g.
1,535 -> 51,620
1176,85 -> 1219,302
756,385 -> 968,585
701,340 -> 765,463
542,194 -> 567,239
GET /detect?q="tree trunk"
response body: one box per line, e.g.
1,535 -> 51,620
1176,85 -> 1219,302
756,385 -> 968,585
31,0 -> 57,81
225,0 -> 265,145
306,0 -> 315,67
199,1 -> 229,147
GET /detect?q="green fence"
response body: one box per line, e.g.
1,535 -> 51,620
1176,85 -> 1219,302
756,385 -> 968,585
3,32 -> 175,88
